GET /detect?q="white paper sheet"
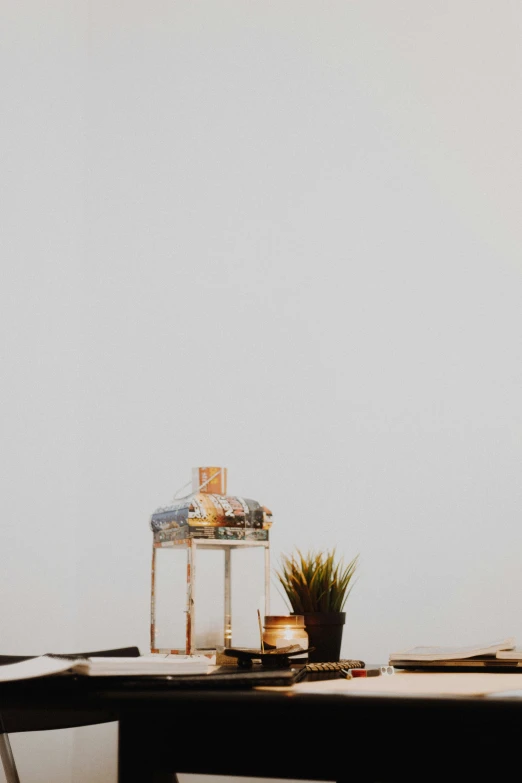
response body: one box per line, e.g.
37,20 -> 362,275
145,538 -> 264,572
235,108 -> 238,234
0,656 -> 75,682
285,671 -> 522,697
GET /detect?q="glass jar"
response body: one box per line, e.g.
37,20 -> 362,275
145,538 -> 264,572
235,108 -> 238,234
263,615 -> 309,659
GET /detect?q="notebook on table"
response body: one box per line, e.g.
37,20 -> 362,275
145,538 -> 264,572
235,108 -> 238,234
389,637 -> 521,672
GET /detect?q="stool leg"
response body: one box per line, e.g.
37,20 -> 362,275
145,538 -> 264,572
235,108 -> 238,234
0,734 -> 21,783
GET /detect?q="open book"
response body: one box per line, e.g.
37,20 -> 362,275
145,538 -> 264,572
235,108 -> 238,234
0,654 -> 214,682
389,636 -> 516,663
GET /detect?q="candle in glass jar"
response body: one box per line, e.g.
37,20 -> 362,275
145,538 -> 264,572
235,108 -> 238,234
263,615 -> 308,659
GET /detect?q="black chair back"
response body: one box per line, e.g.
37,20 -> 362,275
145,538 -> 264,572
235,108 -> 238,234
0,646 -> 141,735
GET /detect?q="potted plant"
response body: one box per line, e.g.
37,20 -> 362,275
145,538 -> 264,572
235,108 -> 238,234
274,548 -> 359,662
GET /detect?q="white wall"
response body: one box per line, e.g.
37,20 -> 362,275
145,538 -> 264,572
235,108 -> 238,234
1,1 -> 522,781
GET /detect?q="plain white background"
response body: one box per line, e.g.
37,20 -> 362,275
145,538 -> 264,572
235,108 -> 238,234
1,1 -> 521,781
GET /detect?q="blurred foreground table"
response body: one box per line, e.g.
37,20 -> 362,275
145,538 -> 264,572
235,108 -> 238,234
2,670 -> 522,782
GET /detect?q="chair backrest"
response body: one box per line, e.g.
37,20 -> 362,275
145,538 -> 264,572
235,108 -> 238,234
0,646 -> 141,735
67,646 -> 141,657
0,646 -> 141,668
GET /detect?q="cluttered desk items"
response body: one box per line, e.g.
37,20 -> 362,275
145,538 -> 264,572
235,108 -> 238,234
218,609 -> 314,669
0,652 -> 304,688
274,547 -> 359,662
150,466 -> 363,672
218,609 -> 365,677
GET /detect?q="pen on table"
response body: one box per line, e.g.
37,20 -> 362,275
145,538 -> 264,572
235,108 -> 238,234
341,666 -> 395,679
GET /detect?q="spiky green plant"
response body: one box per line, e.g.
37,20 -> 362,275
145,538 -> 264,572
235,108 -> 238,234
275,548 -> 359,613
